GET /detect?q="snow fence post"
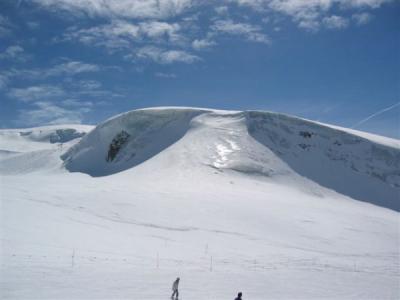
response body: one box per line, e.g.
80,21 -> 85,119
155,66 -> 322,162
72,248 -> 75,268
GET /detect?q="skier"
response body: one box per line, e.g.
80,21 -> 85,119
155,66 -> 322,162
171,277 -> 180,300
234,292 -> 243,300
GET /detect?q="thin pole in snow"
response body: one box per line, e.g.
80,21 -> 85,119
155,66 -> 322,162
72,248 -> 75,268
210,256 -> 213,272
157,252 -> 159,269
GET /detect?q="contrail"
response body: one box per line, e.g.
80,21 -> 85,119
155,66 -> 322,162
352,102 -> 400,129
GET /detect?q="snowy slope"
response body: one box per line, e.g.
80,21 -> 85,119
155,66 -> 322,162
245,111 -> 400,211
62,108 -> 208,176
62,108 -> 400,211
0,125 -> 93,175
1,107 -> 399,300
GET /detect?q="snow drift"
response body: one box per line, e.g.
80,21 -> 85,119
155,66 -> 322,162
245,111 -> 400,211
62,108 -> 207,176
61,107 -> 400,211
0,125 -> 93,174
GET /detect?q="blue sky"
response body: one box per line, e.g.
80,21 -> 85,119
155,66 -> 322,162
0,0 -> 399,138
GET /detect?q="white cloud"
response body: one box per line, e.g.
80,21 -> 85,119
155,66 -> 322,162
0,73 -> 9,90
135,46 -> 200,64
76,80 -> 102,90
298,19 -> 320,31
261,17 -> 270,23
215,6 -> 229,15
268,0 -> 330,31
45,61 -> 100,77
0,14 -> 13,37
62,21 -> 140,51
62,20 -> 184,51
10,81 -> 116,126
192,38 -> 216,50
211,20 -> 270,44
139,21 -> 182,42
322,15 -> 349,29
0,45 -> 26,61
27,21 -> 40,29
8,85 -> 65,102
1,68 -> 39,80
235,0 -> 392,12
31,0 -> 194,19
68,80 -> 123,99
17,101 -> 88,126
77,89 -> 122,98
62,98 -> 94,107
339,0 -> 391,8
3,61 -> 101,82
5,74 -> 120,107
231,0 -> 392,30
155,72 -> 177,78
352,12 -> 373,25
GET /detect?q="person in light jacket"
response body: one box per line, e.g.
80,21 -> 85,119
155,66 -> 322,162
171,277 -> 180,299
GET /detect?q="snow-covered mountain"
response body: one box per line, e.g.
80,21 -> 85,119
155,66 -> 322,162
1,107 -> 399,299
8,107 -> 397,210
0,124 -> 93,175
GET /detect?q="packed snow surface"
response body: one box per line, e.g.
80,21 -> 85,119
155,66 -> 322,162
1,107 -> 399,299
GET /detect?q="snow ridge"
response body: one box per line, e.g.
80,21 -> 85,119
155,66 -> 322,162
58,107 -> 400,211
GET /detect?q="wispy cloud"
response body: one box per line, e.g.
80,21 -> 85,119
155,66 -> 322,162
74,80 -> 102,90
215,6 -> 229,15
0,45 -> 29,61
323,15 -> 349,30
8,80 -> 116,126
45,61 -> 100,77
62,98 -> 94,108
211,19 -> 270,44
352,102 -> 400,128
352,12 -> 373,25
192,38 -> 216,50
34,0 -> 392,70
61,21 -> 140,51
26,21 -> 40,29
3,61 -> 101,83
0,73 -> 9,90
8,85 -> 65,102
61,20 -> 185,52
155,72 -> 177,78
31,0 -> 193,20
17,101 -> 89,126
0,14 -> 14,37
135,46 -> 200,64
140,21 -> 182,42
232,0 -> 392,31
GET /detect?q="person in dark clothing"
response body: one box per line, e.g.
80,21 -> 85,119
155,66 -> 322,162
171,277 -> 180,299
235,292 -> 243,300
